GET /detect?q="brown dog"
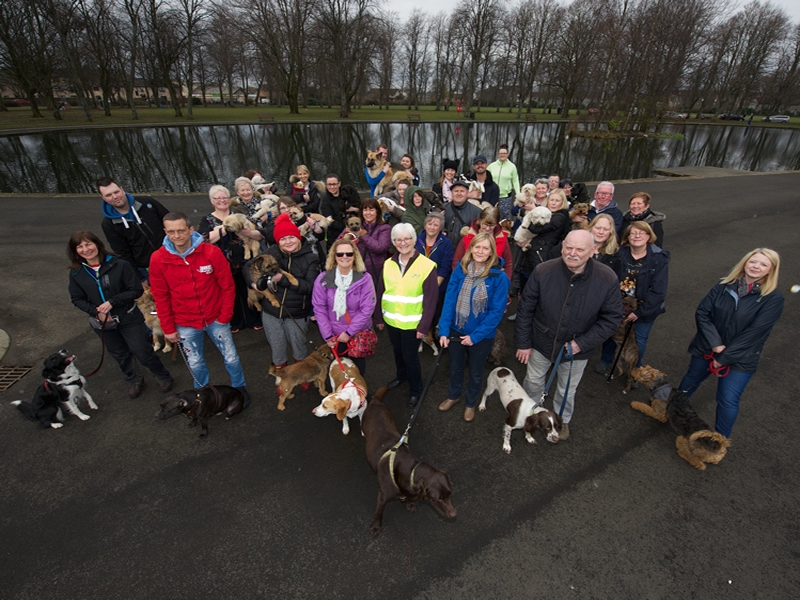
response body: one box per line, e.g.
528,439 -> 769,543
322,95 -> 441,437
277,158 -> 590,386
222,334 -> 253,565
247,253 -> 300,311
222,213 -> 260,260
362,387 -> 457,536
312,356 -> 368,435
631,366 -> 731,470
365,151 -> 402,196
610,295 -> 641,394
135,287 -> 172,354
569,202 -> 591,229
269,344 -> 334,410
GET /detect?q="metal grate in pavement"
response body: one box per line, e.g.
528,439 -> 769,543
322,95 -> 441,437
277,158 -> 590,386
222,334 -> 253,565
0,366 -> 32,391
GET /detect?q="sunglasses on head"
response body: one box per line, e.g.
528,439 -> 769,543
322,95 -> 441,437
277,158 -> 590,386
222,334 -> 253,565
335,252 -> 354,257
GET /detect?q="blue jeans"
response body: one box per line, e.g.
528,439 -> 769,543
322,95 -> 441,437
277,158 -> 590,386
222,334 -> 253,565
447,336 -> 495,408
678,354 -> 753,437
601,319 -> 655,367
176,322 -> 246,389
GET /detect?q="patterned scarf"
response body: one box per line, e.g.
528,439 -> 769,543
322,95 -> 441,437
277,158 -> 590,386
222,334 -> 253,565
333,269 -> 353,319
455,262 -> 489,330
736,276 -> 758,298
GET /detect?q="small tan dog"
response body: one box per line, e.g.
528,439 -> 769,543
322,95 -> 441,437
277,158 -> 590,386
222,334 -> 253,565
222,213 -> 260,260
287,206 -> 332,236
342,215 -> 364,241
135,287 -> 172,353
312,356 -> 369,435
631,366 -> 731,470
569,202 -> 591,229
269,344 -> 334,410
250,195 -> 280,222
246,254 -> 299,311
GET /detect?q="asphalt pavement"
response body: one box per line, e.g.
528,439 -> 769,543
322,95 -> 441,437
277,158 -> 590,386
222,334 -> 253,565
1,172 -> 799,599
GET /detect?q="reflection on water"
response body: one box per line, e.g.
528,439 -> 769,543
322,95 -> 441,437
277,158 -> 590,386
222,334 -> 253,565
0,122 -> 798,194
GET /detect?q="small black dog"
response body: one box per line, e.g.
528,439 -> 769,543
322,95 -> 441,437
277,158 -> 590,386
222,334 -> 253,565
155,385 -> 243,438
11,380 -> 68,429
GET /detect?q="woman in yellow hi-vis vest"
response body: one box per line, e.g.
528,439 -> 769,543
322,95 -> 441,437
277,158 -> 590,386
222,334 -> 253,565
375,223 -> 439,408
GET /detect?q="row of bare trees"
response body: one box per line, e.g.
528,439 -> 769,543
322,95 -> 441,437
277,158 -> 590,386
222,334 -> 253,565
1,0 -> 798,127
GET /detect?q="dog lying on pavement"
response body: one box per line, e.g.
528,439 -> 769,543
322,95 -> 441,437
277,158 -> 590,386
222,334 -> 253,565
155,385 -> 243,438
312,356 -> 368,435
269,344 -> 333,410
479,367 -> 562,454
631,366 -> 731,470
362,387 -> 457,536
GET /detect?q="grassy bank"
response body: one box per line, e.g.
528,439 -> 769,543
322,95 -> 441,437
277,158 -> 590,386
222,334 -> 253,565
0,104 -> 794,133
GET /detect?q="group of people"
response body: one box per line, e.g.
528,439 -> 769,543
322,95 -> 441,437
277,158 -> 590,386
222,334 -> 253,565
64,154 -> 784,442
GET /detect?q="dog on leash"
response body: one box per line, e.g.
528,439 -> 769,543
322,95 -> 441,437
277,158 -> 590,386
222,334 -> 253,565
609,295 -> 642,394
269,344 -> 334,410
135,287 -> 172,354
362,387 -> 457,536
514,206 -> 551,251
11,350 -> 97,428
479,367 -> 562,454
246,254 -> 300,311
631,366 -> 731,470
155,385 -> 243,438
312,356 -> 368,435
222,213 -> 260,260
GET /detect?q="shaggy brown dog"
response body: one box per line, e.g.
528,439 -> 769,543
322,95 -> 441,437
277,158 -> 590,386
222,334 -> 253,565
287,206 -> 332,236
631,366 -> 731,470
246,253 -> 299,311
268,344 -> 334,410
362,387 -> 457,536
610,295 -> 641,394
222,213 -> 260,260
135,286 -> 172,354
569,202 -> 591,230
365,151 -> 402,196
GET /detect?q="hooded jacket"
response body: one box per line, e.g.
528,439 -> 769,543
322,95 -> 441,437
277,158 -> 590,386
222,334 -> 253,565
69,255 -> 144,321
312,269 -> 376,340
101,194 -> 170,270
401,185 -> 432,234
688,282 -> 784,373
515,258 -> 623,361
148,232 -> 235,334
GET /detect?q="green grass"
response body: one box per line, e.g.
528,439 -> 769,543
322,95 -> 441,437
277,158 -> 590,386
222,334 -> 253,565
0,104 -> 794,132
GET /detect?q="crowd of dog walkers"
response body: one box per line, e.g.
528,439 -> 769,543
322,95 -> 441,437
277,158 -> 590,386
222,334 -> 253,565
66,142 -> 784,445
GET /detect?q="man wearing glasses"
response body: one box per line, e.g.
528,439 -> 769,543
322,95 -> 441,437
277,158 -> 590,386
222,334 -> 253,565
587,181 -> 624,236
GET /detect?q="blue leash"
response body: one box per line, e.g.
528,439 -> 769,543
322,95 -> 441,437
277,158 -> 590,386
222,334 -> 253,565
540,344 -> 574,417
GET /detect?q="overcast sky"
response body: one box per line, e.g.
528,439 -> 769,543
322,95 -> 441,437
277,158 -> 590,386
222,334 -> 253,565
394,0 -> 800,23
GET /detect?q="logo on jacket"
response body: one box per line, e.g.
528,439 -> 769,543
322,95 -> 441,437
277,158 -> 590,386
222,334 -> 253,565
198,265 -> 214,274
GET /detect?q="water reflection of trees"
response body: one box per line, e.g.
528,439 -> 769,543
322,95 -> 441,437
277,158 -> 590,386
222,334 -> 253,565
0,124 -> 797,193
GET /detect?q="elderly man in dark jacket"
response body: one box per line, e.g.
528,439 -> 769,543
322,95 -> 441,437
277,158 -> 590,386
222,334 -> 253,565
514,230 -> 623,440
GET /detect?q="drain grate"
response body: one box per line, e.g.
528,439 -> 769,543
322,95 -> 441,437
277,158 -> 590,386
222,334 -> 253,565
0,366 -> 32,391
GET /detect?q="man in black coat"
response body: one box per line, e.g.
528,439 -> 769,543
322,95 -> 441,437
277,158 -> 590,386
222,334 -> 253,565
514,230 -> 623,439
463,154 -> 500,207
98,176 -> 170,280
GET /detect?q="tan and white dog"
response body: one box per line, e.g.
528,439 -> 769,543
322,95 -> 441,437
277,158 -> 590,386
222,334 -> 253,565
287,205 -> 333,236
479,367 -> 562,454
222,213 -> 260,260
251,194 -> 280,222
312,357 -> 368,435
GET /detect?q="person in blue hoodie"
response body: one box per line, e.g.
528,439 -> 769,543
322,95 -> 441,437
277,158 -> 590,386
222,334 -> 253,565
98,176 -> 170,281
437,233 -> 509,422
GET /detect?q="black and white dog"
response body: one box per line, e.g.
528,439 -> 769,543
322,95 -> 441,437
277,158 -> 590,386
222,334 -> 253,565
11,350 -> 97,429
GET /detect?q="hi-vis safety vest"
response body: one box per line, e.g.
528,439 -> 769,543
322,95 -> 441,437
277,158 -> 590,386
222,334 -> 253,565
381,255 -> 436,330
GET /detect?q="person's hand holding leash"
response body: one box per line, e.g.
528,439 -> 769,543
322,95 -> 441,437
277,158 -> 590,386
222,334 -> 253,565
439,336 -> 450,348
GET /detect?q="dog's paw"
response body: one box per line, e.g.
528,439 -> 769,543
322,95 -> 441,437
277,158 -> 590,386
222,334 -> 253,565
478,403 -> 487,412
525,432 -> 537,445
503,443 -> 512,454
277,404 -> 286,411
51,423 -> 64,429
162,345 -> 173,353
77,413 -> 90,421
369,522 -> 382,537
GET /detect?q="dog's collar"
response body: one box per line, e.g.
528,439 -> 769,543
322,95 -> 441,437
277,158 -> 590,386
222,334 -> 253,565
342,378 -> 367,402
58,377 -> 83,388
651,382 -> 672,402
528,400 -> 542,416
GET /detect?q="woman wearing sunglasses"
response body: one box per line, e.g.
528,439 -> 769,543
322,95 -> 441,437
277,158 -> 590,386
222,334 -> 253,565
312,239 -> 377,376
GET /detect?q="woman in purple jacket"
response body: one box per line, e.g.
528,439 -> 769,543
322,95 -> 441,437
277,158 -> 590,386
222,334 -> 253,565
312,239 -> 377,375
353,197 -> 392,287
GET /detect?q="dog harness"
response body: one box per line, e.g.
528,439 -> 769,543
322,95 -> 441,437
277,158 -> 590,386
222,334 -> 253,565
184,384 -> 222,419
379,441 -> 420,494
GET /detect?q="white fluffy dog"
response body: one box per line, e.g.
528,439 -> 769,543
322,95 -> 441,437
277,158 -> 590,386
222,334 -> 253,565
513,206 -> 551,251
515,183 -> 537,207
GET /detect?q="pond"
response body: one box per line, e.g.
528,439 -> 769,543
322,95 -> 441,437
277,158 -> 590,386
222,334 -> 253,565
1,122 -> 798,194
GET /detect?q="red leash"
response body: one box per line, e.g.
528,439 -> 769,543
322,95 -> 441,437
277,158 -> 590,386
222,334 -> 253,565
703,352 -> 730,378
331,345 -> 367,398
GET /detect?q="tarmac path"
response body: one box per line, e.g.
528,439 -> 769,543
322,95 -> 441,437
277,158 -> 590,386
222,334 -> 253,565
1,172 -> 798,599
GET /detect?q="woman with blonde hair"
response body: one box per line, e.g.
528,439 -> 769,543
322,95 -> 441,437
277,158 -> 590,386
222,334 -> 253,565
437,233 -> 509,422
677,248 -> 784,437
587,213 -> 620,271
289,164 -> 325,213
312,238 -> 376,375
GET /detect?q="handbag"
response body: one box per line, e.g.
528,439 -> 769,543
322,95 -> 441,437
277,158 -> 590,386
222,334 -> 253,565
89,315 -> 119,330
347,329 -> 377,358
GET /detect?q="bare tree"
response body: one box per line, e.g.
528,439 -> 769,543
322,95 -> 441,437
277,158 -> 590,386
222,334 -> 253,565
761,22 -> 800,113
402,11 -> 430,110
175,0 -> 207,117
142,0 -> 186,116
455,0 -> 503,113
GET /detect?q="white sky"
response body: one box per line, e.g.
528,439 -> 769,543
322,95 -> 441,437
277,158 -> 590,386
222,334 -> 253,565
394,0 -> 800,23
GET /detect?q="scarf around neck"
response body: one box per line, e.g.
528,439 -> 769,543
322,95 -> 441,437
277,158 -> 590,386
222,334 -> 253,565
455,262 -> 489,330
334,269 -> 353,319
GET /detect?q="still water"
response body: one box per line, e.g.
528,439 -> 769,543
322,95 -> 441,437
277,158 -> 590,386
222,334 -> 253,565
1,122 -> 798,194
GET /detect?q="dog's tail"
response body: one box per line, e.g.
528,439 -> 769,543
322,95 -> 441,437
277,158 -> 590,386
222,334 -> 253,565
10,400 -> 34,419
370,386 -> 390,404
267,364 -> 281,382
689,430 -> 731,454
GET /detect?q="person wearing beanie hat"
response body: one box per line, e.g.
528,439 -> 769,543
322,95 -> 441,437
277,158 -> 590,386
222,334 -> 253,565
462,155 -> 500,209
243,212 -> 320,381
432,157 -> 460,203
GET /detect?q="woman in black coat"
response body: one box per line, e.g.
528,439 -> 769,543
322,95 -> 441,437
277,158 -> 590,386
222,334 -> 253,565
621,191 -> 666,248
678,248 -> 783,437
67,231 -> 172,398
516,189 -> 570,279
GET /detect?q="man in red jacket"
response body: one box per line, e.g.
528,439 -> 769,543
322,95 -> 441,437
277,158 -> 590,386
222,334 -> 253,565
149,213 -> 249,406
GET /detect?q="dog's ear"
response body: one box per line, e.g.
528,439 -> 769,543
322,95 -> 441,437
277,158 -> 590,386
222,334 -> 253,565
335,400 -> 348,421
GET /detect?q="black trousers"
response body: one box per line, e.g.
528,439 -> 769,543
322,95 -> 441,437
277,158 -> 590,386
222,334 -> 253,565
95,311 -> 171,384
386,325 -> 423,396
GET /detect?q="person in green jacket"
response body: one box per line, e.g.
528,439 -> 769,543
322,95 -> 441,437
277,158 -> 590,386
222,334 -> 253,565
487,144 -> 520,220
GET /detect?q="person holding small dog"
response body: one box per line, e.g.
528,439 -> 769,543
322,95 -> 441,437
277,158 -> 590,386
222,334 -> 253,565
463,155 -> 500,210
67,231 -> 173,398
312,239 -> 377,376
289,164 -> 325,213
594,221 -> 670,374
355,198 -> 392,286
231,177 -> 269,224
438,233 -> 509,422
375,223 -> 440,408
677,248 -> 784,438
198,185 -> 263,332
244,213 -> 320,382
621,192 -> 666,249
514,229 -> 623,440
